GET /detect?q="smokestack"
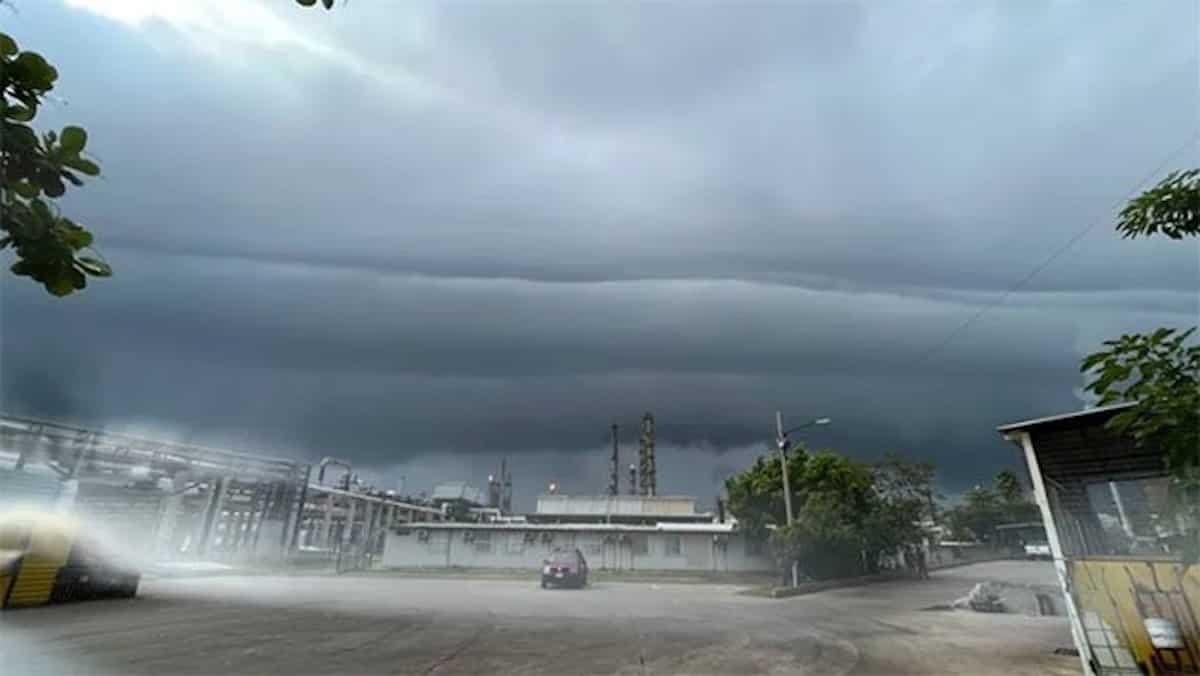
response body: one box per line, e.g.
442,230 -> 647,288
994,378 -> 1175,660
638,412 -> 656,496
608,424 -> 619,497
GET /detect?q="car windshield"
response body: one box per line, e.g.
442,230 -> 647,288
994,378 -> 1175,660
0,2 -> 1194,675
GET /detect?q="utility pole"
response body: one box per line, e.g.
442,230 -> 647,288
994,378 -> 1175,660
774,412 -> 831,588
776,411 -> 794,525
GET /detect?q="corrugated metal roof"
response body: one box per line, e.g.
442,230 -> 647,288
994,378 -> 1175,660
996,402 -> 1135,434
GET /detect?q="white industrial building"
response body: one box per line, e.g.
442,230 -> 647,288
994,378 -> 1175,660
382,494 -> 774,572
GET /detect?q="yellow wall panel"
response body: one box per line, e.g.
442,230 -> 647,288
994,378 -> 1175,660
1072,559 -> 1200,674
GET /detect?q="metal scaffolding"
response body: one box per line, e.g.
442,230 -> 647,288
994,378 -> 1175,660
0,414 -> 442,569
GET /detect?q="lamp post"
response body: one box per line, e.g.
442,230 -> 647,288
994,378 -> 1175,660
775,414 -> 831,525
775,413 -> 831,587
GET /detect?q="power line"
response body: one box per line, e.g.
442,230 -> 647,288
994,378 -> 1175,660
911,129 -> 1200,368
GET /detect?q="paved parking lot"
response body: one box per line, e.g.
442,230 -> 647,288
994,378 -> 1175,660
0,561 -> 1078,675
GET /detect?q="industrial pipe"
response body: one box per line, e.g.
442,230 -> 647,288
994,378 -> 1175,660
317,457 -> 352,488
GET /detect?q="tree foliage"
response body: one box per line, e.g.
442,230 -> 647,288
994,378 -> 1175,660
875,452 -> 941,523
1083,168 -> 1200,560
1,32 -> 110,296
1083,328 -> 1200,475
1117,169 -> 1200,240
723,446 -> 806,537
0,0 -> 341,296
724,449 -> 932,580
944,472 -> 1040,543
994,469 -> 1024,504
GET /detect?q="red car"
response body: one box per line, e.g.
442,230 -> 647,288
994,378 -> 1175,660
540,549 -> 588,589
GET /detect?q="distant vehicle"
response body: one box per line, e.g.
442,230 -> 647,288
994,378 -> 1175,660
1024,541 -> 1052,560
541,548 -> 588,589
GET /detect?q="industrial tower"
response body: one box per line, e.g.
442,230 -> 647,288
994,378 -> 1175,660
608,424 -> 620,496
500,457 -> 512,513
638,412 -> 656,496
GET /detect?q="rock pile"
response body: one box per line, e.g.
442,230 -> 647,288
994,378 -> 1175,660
951,582 -> 1006,613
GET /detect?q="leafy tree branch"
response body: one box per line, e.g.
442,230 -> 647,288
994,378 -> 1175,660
1,32 -> 110,296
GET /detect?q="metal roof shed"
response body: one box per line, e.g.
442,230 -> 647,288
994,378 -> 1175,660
997,403 -> 1194,676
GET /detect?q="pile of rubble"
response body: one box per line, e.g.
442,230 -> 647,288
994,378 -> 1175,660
952,582 -> 1007,613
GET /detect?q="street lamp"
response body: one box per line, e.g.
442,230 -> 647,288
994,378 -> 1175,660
775,413 -> 832,526
775,412 -> 831,588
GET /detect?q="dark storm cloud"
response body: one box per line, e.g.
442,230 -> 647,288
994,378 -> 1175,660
1,0 -> 1197,502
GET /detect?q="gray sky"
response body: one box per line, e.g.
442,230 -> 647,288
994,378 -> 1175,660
2,0 -> 1197,509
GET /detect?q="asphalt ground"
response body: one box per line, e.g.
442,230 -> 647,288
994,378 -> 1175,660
0,560 -> 1078,675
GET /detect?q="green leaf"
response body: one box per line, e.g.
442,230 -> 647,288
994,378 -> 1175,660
12,52 -> 58,90
38,172 -> 65,198
30,198 -> 54,224
1152,327 -> 1174,342
76,256 -> 112,277
5,124 -> 38,149
63,157 -> 100,176
0,33 -> 18,57
6,105 -> 34,122
60,126 -> 87,154
61,227 -> 93,250
45,272 -> 76,297
11,180 -> 40,198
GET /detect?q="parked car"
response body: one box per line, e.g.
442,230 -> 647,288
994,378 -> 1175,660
541,548 -> 588,589
1024,541 -> 1052,560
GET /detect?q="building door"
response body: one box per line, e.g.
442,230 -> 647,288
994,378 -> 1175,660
601,535 -> 619,571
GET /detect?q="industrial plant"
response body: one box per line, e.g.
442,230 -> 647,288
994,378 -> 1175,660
0,408 -> 767,601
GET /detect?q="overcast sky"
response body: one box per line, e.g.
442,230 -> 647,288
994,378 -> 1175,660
1,1 -> 1196,509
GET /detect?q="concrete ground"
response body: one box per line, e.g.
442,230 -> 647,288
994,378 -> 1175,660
0,561 -> 1079,675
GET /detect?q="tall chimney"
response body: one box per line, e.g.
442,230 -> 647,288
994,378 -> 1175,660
608,424 -> 620,497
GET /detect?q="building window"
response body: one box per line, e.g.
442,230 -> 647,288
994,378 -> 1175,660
665,535 -> 682,556
629,534 -> 649,555
507,533 -> 524,554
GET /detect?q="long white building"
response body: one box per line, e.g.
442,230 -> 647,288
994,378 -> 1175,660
382,494 -> 774,573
